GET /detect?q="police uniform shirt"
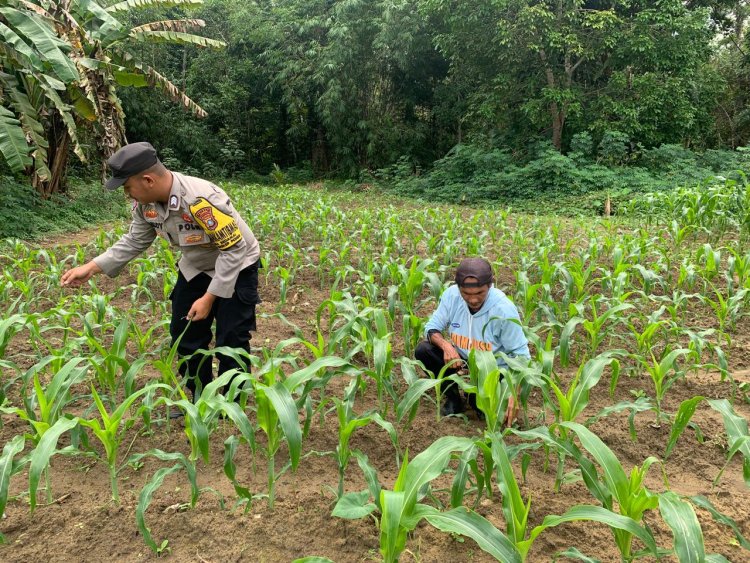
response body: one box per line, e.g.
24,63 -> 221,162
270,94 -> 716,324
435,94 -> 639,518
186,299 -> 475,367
93,172 -> 260,298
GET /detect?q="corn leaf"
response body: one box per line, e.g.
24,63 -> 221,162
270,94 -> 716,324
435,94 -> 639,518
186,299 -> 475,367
332,490 -> 376,519
259,382 -> 302,470
559,422 -> 630,506
125,449 -> 198,506
0,434 -> 26,536
136,464 -> 182,552
665,396 -> 705,458
396,377 -> 439,422
283,356 -> 350,391
526,505 -> 659,557
553,547 -> 601,562
658,491 -> 705,563
352,450 -> 382,511
418,505 -> 522,563
708,399 -> 750,487
223,435 -> 253,506
29,416 -> 79,512
380,490 -> 407,562
689,495 -> 750,551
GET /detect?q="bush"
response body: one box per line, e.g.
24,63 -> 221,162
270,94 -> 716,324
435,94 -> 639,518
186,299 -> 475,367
0,177 -> 128,240
597,130 -> 630,165
377,142 -> 750,214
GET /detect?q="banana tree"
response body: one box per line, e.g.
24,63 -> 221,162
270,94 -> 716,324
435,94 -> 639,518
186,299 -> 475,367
0,0 -> 224,195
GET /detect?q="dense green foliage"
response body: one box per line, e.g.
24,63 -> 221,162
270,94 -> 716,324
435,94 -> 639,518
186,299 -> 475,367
4,0 -> 750,202
0,176 -> 128,240
372,142 -> 750,211
1,182 -> 750,559
113,0 -> 750,200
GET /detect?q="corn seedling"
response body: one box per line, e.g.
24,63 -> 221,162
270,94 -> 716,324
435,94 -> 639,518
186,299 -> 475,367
78,383 -> 170,503
333,436 -> 476,562
559,422 -> 663,561
639,348 -> 693,425
539,352 -> 622,490
560,297 -> 633,366
132,451 -> 200,554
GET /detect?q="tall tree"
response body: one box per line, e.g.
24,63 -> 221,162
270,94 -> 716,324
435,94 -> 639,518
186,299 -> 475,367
421,0 -> 716,150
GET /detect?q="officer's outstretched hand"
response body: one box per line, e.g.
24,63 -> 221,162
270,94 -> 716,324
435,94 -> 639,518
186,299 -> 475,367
61,261 -> 102,287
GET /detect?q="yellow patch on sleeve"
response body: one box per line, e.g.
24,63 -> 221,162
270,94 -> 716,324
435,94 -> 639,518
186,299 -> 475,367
188,197 -> 242,250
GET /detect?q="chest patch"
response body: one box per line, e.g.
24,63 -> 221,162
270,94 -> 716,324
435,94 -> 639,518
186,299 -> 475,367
179,231 -> 210,246
188,197 -> 242,250
144,208 -> 158,219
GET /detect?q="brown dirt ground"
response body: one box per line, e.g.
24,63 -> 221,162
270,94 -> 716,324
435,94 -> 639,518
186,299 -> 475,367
2,244 -> 750,563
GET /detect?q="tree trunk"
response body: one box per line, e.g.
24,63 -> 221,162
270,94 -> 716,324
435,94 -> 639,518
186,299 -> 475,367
540,49 -> 565,151
550,107 -> 564,151
32,116 -> 70,198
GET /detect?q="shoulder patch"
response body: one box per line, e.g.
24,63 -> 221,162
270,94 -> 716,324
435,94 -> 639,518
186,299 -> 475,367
188,197 -> 242,250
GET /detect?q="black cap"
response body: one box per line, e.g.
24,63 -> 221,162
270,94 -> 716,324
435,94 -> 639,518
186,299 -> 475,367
105,142 -> 159,190
455,258 -> 493,287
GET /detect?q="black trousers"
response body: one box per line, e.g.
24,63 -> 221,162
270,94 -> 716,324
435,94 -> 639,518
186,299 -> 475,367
170,261 -> 259,397
414,340 -> 462,399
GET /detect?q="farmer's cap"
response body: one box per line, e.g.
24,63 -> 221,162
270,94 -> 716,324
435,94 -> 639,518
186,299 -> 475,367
105,142 -> 159,190
455,258 -> 493,287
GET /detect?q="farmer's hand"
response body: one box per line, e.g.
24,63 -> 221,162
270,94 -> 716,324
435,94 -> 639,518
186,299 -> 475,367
187,293 -> 216,322
61,261 -> 102,287
503,394 -> 519,428
443,347 -> 462,369
429,332 -> 462,368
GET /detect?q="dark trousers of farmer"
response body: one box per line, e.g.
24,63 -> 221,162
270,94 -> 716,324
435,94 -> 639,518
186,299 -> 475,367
170,261 -> 260,399
414,339 -> 463,403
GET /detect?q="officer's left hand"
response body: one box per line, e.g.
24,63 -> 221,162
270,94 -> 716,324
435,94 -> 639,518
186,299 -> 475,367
187,293 -> 216,322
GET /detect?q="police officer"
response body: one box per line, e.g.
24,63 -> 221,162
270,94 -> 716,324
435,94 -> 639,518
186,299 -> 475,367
61,142 -> 261,400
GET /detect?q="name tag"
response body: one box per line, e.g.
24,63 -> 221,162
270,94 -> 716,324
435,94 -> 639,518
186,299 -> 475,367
178,231 -> 210,246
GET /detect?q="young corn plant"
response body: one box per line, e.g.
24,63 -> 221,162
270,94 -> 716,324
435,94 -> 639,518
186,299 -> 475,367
666,397 -> 750,489
333,436 -> 477,563
463,349 -> 517,433
129,450 -> 200,554
331,382 -> 400,499
3,357 -> 89,447
78,383 -> 170,504
363,333 -> 398,416
248,356 -> 352,509
84,317 -> 148,404
538,352 -> 622,491
560,297 -> 633,367
638,348 -> 693,426
559,422 -> 663,561
481,433 -> 660,562
701,285 -> 748,344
